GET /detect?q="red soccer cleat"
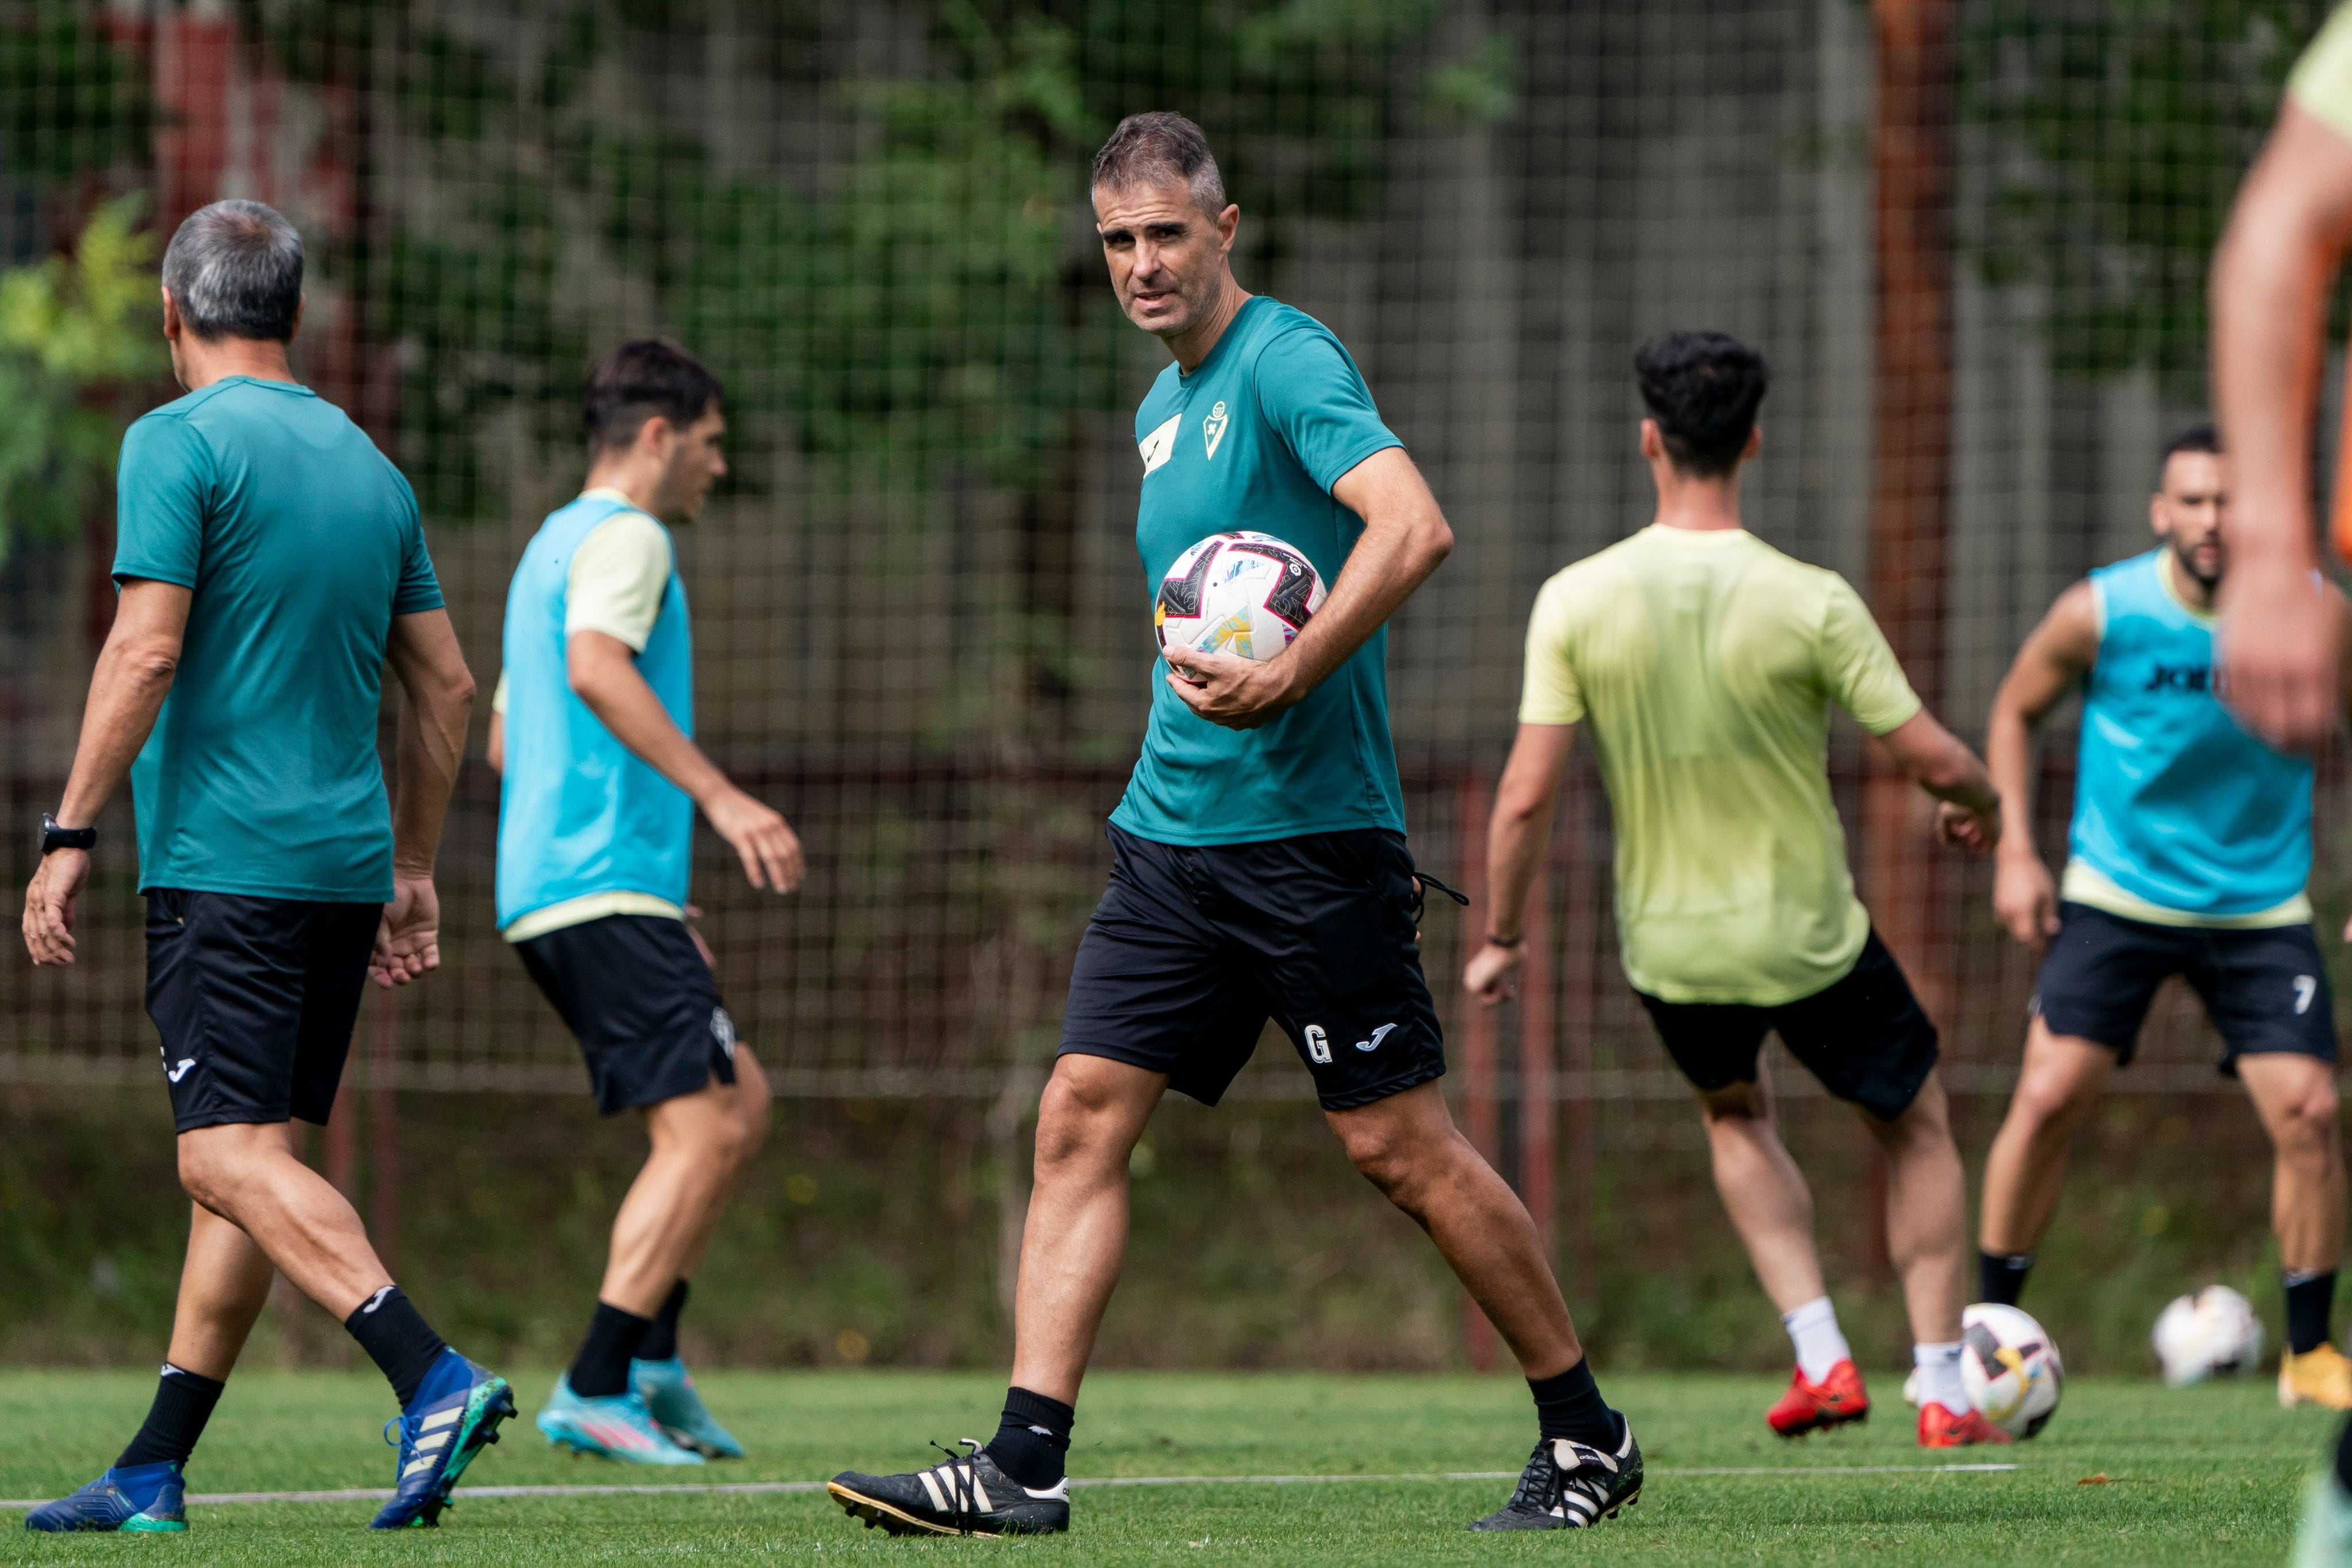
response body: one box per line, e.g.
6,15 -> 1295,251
1917,1401 -> 2011,1447
1765,1359 -> 1871,1437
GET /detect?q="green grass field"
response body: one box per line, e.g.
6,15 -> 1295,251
0,1369 -> 2331,1564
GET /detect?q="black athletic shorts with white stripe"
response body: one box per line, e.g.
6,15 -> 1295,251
1057,823 -> 1446,1113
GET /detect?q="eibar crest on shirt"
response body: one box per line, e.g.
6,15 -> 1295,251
1138,413 -> 1181,476
1203,400 -> 1230,459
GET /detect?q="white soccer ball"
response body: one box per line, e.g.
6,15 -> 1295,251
1962,1302 -> 2064,1439
2152,1285 -> 2264,1386
1155,531 -> 1325,665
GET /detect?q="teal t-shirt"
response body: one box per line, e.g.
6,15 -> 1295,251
114,377 -> 443,901
1110,296 -> 1407,845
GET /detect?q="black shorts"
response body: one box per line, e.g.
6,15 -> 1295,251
145,889 -> 380,1135
1058,824 -> 1446,1113
1635,931 -> 1939,1122
515,913 -> 740,1116
2034,902 -> 2338,1073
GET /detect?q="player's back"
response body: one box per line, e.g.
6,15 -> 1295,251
1523,526 -> 1920,1005
115,375 -> 435,900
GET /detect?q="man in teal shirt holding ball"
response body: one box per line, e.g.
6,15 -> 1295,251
828,113 -> 1637,1541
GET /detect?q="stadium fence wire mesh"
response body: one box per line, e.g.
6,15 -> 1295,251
3,0 -> 2349,1121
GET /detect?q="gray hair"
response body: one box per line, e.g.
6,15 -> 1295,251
161,199 -> 303,342
1090,112 -> 1227,212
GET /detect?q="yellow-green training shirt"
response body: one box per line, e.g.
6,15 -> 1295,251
1519,525 -> 1922,1006
2291,4 -> 2352,144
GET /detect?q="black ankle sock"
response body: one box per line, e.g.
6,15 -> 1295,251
637,1280 -> 689,1363
1979,1250 -> 2034,1307
114,1364 -> 226,1469
570,1301 -> 653,1398
342,1286 -> 448,1407
2288,1270 -> 2338,1356
1529,1358 -> 1620,1449
984,1387 -> 1074,1490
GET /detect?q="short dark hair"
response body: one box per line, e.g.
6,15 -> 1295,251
1634,331 -> 1770,477
2163,423 -> 2222,467
1090,111 -> 1227,211
583,339 -> 723,452
161,200 -> 303,342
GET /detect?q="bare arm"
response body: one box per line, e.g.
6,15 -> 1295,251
22,579 -> 191,965
1983,583 -> 2099,951
486,708 -> 504,775
2211,100 -> 2352,747
568,630 -> 803,892
1462,723 -> 1576,1006
1874,708 -> 2001,854
1162,446 -> 1453,728
369,610 -> 475,988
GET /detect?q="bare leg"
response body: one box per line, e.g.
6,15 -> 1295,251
1326,1082 -> 1582,1378
1858,1070 -> 1968,1345
676,1048 -> 770,1281
1695,1063 -> 1828,1313
1005,1055 -> 1165,1406
1978,1021 -> 2114,1255
601,1049 -> 772,1316
175,1121 -> 390,1319
162,1203 -> 276,1381
2239,1054 -> 2347,1276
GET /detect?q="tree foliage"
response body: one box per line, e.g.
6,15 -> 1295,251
1963,0 -> 2331,391
0,196 -> 166,567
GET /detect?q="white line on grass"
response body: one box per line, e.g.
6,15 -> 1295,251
0,1462 -> 2017,1509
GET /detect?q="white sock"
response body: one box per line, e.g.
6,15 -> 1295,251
1781,1296 -> 1851,1383
1913,1342 -> 1966,1412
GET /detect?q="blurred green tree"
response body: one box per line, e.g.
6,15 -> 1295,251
0,196 -> 166,568
1964,0 -> 2333,392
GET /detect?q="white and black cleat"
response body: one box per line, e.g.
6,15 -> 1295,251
827,1439 -> 1070,1537
1468,1422 -> 1642,1531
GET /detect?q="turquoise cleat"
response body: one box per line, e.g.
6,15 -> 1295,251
633,1357 -> 745,1459
23,1461 -> 185,1533
537,1374 -> 705,1465
369,1349 -> 516,1529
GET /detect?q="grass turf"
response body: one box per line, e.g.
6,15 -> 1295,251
0,1368 -> 2329,1563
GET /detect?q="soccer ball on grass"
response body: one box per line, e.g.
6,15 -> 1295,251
1961,1302 -> 2064,1439
2152,1285 -> 2264,1386
1156,531 -> 1325,665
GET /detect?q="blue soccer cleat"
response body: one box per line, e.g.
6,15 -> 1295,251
537,1374 -> 705,1465
369,1349 -> 516,1529
632,1357 -> 745,1459
23,1461 -> 186,1533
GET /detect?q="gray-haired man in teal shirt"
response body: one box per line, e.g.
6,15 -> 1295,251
22,200 -> 509,1534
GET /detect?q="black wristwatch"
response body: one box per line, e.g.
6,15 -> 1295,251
40,814 -> 95,855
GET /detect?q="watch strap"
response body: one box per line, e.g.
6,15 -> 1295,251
40,814 -> 95,855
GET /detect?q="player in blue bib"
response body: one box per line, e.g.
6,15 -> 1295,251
1973,425 -> 2352,1407
826,114 -> 1636,1542
490,341 -> 804,1465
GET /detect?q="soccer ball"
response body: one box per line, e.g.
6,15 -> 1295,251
1961,1302 -> 2064,1439
2152,1285 -> 2264,1386
1155,531 -> 1325,664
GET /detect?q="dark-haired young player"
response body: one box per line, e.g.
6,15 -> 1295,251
1974,425 -> 2352,1408
1467,332 -> 2008,1447
826,112 -> 1638,1538
24,201 -> 506,1533
489,340 -> 802,1464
